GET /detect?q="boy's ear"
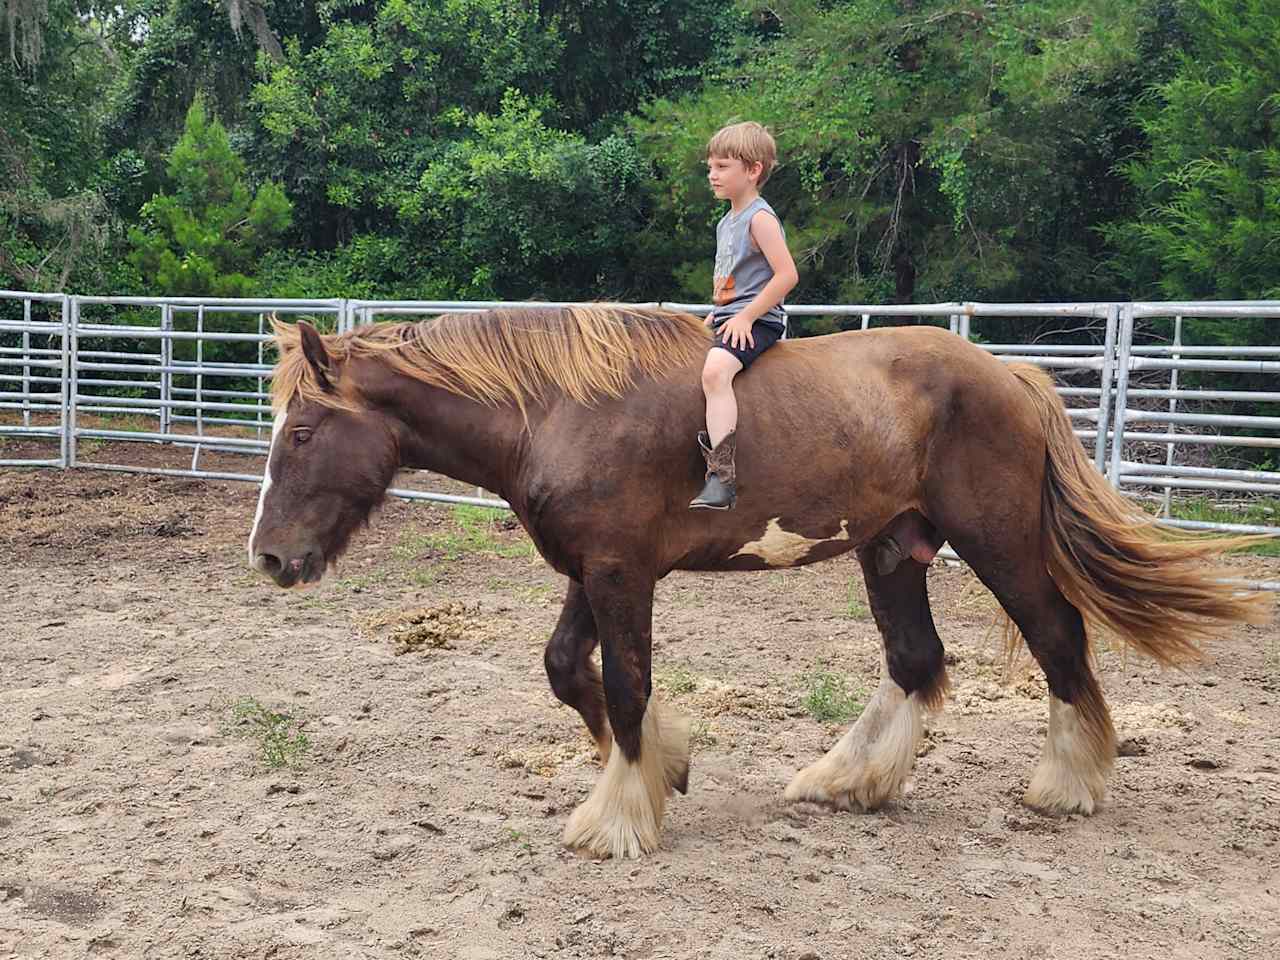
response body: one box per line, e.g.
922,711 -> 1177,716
298,321 -> 335,393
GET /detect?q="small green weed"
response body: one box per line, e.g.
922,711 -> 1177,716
336,570 -> 391,592
690,718 -> 716,747
227,696 -> 311,769
502,827 -> 535,856
409,565 -> 440,587
843,579 -> 870,619
393,529 -> 438,561
656,664 -> 698,696
802,671 -> 865,724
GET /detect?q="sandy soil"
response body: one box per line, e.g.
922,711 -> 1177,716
1,447 -> 1278,960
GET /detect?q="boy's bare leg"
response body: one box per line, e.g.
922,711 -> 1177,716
691,349 -> 745,511
702,349 -> 744,445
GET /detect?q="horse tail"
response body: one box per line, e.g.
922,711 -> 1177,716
1007,363 -> 1273,664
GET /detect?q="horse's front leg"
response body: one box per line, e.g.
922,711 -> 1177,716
544,580 -> 612,763
562,566 -> 690,859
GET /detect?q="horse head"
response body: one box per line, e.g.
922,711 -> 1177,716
248,320 -> 401,587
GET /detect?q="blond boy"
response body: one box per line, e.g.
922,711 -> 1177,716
690,121 -> 799,510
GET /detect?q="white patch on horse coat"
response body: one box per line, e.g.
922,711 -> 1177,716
731,517 -> 851,566
247,413 -> 286,563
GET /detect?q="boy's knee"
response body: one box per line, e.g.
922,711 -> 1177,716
701,356 -> 735,393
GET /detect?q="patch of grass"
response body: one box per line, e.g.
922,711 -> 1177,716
802,670 -> 865,724
1163,497 -> 1280,556
399,506 -> 535,561
226,697 -> 311,769
516,582 -> 555,603
656,664 -> 698,696
843,579 -> 869,619
483,576 -> 553,603
408,565 -> 440,587
393,528 -> 438,561
336,570 -> 391,592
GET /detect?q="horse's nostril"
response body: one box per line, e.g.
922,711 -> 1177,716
255,552 -> 283,577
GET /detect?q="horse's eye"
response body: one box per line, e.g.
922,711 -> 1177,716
292,427 -> 313,445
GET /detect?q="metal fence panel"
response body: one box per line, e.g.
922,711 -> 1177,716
1,292 -> 1276,547
0,292 -> 69,467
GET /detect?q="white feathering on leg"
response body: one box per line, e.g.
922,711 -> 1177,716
563,698 -> 689,858
785,670 -> 924,811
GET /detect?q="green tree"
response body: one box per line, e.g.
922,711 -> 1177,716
415,90 -> 649,297
128,97 -> 292,295
630,1 -> 1164,331
1,0 -> 124,291
1105,0 -> 1280,300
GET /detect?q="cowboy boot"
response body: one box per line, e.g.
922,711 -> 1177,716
689,430 -> 737,510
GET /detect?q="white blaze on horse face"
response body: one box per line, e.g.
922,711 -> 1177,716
731,517 -> 851,567
248,413 -> 287,563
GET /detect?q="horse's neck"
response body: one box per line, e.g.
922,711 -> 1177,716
390,377 -> 532,498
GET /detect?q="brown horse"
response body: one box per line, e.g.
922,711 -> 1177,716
247,306 -> 1271,859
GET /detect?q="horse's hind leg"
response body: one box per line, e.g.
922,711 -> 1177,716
785,544 -> 948,810
544,580 -> 612,763
947,526 -> 1115,814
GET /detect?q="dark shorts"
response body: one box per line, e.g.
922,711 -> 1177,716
708,320 -> 784,369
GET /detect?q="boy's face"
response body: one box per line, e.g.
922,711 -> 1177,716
707,155 -> 763,201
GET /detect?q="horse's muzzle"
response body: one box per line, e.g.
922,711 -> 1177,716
252,550 -> 324,588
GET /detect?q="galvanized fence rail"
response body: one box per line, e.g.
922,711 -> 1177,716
2,292 -> 1276,586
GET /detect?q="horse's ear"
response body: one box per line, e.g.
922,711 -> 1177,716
297,320 -> 335,393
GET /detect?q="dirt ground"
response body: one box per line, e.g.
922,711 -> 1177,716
2,444 -> 1278,960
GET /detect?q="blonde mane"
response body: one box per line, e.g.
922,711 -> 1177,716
270,305 -> 712,417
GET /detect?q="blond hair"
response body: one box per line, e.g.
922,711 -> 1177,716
706,121 -> 777,186
270,306 -> 710,423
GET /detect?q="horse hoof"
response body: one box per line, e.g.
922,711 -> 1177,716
784,764 -> 887,813
563,799 -> 659,860
1022,769 -> 1103,816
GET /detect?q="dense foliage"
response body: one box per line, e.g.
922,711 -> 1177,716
1,1 -> 1276,335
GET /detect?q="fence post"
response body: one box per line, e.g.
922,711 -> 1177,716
160,304 -> 173,436
21,297 -> 31,428
67,296 -> 79,468
1161,314 -> 1183,516
192,303 -> 205,470
1106,303 -> 1136,486
59,295 -> 70,468
257,311 -> 266,440
1093,304 -> 1120,474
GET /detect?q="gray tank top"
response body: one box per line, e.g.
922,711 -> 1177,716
708,196 -> 787,334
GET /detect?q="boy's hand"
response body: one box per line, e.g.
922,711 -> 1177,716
721,314 -> 755,350
703,313 -> 715,327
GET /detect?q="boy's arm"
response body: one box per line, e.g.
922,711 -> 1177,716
718,211 -> 799,349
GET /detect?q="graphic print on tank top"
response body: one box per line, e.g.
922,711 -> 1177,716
712,208 -> 745,305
